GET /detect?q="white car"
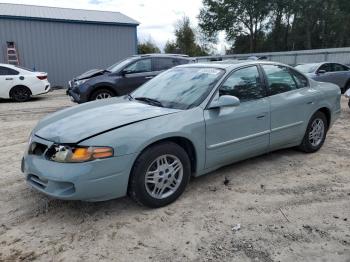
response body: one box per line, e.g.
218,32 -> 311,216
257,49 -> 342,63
0,63 -> 51,102
345,88 -> 350,109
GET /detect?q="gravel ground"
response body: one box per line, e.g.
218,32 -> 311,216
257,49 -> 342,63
0,90 -> 349,262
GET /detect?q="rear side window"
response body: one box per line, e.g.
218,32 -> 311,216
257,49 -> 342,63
174,58 -> 190,65
289,69 -> 309,88
262,64 -> 298,95
0,66 -> 19,75
153,58 -> 189,71
331,63 -> 349,72
219,66 -> 265,102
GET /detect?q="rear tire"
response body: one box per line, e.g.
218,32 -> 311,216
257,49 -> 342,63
128,142 -> 191,208
299,111 -> 328,153
90,88 -> 115,101
10,86 -> 31,102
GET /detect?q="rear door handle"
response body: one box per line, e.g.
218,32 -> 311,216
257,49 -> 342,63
256,115 -> 266,119
307,101 -> 314,105
5,78 -> 13,80
145,76 -> 154,79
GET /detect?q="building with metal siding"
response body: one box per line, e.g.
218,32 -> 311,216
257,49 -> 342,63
0,3 -> 139,86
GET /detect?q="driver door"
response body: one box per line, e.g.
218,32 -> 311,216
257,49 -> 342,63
118,58 -> 154,93
204,66 -> 270,169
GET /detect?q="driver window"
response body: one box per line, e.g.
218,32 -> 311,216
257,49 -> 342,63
124,59 -> 152,74
318,63 -> 331,72
219,66 -> 265,102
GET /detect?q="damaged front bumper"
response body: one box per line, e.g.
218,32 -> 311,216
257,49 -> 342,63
22,135 -> 136,202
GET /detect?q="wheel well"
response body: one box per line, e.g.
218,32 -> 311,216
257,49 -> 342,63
89,86 -> 117,100
345,80 -> 350,90
9,85 -> 32,97
318,107 -> 331,128
140,137 -> 197,175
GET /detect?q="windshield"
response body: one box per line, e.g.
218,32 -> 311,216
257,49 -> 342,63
295,63 -> 319,73
107,58 -> 136,73
131,67 -> 225,110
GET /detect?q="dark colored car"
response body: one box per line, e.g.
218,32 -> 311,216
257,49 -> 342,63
67,54 -> 195,103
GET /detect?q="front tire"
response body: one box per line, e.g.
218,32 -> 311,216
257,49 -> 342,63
299,111 -> 328,153
129,142 -> 191,208
90,88 -> 115,101
10,86 -> 31,102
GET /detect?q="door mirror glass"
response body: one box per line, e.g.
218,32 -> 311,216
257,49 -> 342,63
317,69 -> 326,74
121,69 -> 131,76
209,95 -> 240,109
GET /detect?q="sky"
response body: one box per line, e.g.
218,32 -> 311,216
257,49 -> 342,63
0,0 -> 227,53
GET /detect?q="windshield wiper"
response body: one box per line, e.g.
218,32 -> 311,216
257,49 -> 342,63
134,97 -> 164,107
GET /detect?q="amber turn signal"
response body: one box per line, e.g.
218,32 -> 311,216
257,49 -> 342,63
71,147 -> 114,162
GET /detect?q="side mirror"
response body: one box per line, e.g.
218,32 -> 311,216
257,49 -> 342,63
209,95 -> 240,109
317,69 -> 326,74
121,70 -> 131,76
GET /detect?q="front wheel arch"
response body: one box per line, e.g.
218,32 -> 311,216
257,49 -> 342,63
131,136 -> 197,176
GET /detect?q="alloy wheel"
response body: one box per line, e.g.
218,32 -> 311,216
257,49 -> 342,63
144,154 -> 183,199
95,92 -> 112,100
308,118 -> 325,147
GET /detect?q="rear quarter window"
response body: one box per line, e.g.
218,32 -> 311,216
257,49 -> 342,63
153,58 -> 190,71
0,66 -> 19,75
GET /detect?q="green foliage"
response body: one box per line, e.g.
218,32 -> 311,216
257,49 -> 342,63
199,0 -> 350,54
164,16 -> 209,56
137,40 -> 160,54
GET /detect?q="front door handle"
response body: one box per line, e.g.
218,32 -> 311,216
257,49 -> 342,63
5,78 -> 13,80
145,76 -> 154,79
307,101 -> 314,105
256,115 -> 266,119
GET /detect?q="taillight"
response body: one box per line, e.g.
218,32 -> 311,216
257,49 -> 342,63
37,75 -> 47,80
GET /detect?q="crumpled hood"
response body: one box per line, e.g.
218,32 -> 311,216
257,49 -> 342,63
35,98 -> 181,144
75,69 -> 106,80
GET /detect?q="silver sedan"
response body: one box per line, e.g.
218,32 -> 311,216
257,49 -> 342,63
295,62 -> 350,93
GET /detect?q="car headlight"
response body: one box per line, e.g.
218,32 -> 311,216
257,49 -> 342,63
47,145 -> 113,163
75,79 -> 89,86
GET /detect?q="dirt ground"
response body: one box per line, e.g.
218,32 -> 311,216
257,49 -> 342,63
0,90 -> 349,262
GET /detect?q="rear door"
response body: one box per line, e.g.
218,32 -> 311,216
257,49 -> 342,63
314,63 -> 347,89
328,63 -> 350,91
261,64 -> 316,150
0,66 -> 17,98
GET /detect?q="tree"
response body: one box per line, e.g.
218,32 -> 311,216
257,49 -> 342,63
199,0 -> 350,54
164,16 -> 209,56
164,41 -> 179,54
199,0 -> 273,53
137,40 -> 160,54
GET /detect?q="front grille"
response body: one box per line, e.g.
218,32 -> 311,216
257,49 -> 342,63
28,142 -> 48,156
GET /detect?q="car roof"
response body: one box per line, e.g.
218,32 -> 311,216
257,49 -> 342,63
132,53 -> 193,59
178,60 -> 287,70
0,63 -> 17,68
